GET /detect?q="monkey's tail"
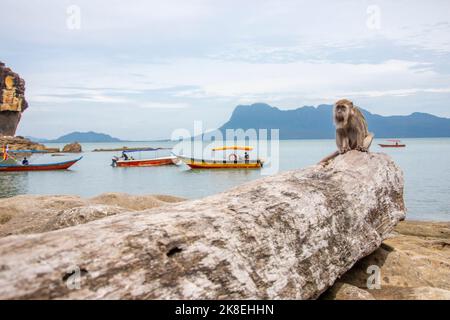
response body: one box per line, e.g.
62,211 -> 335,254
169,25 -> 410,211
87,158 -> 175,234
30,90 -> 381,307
364,132 -> 374,150
318,150 -> 340,165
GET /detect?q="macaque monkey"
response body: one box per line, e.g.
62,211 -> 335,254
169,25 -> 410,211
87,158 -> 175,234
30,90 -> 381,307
334,99 -> 373,153
320,99 -> 374,164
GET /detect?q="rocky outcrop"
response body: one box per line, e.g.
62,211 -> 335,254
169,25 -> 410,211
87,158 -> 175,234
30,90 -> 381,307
0,136 -> 60,157
0,136 -> 48,152
62,142 -> 82,153
324,282 -> 376,300
0,193 -> 185,237
0,151 -> 405,299
45,205 -> 134,231
0,62 -> 28,136
323,220 -> 450,300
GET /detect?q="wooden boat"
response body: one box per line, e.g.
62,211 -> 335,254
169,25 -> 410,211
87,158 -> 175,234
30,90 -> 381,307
378,139 -> 406,148
176,156 -> 263,169
113,156 -> 177,167
176,146 -> 263,169
112,148 -> 176,167
211,146 -> 253,151
0,157 -> 82,172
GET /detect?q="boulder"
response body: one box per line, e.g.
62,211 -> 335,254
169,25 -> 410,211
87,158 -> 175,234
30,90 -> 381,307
45,205 -> 127,230
89,193 -> 186,211
0,151 -> 405,299
0,61 -> 28,136
0,195 -> 90,237
0,193 -> 185,237
323,282 -> 375,300
62,142 -> 82,153
323,220 -> 450,300
0,136 -> 47,152
45,148 -> 61,153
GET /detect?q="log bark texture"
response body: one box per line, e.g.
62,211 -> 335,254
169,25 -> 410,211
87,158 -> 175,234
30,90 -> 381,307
0,151 -> 406,299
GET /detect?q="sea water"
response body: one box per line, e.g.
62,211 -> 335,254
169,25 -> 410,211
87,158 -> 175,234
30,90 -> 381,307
0,138 -> 449,221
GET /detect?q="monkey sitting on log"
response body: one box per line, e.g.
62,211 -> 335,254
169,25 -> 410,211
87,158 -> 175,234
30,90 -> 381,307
320,99 -> 374,164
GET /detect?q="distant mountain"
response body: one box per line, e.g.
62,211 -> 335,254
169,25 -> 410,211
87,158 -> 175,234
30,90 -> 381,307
24,136 -> 50,143
50,131 -> 122,143
218,103 -> 450,139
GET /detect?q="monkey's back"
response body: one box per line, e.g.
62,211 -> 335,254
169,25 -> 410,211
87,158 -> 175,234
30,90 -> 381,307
352,107 -> 369,135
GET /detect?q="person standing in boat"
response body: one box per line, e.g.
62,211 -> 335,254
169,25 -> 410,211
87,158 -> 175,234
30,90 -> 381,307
22,157 -> 29,165
122,151 -> 129,160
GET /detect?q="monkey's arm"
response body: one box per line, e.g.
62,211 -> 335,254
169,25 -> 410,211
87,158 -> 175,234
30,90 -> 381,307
336,130 -> 350,154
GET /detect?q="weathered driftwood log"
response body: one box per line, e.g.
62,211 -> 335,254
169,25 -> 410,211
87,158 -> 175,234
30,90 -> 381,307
0,151 -> 405,299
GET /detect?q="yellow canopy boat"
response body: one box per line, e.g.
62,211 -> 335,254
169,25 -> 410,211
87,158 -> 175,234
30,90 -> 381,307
175,146 -> 263,169
211,146 -> 253,151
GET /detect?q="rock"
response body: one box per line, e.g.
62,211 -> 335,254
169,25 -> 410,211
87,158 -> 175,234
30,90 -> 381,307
322,282 -> 375,300
0,63 -> 54,152
89,193 -> 185,211
389,287 -> 450,300
45,205 -> 126,230
394,220 -> 450,238
0,213 -> 12,225
0,192 -> 185,237
0,195 -> 88,237
324,220 -> 450,300
45,148 -> 61,153
62,142 -> 82,153
0,136 -> 48,152
0,151 -> 405,299
0,61 -> 28,136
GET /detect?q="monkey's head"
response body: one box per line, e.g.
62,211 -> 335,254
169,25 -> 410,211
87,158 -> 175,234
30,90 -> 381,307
334,99 -> 354,128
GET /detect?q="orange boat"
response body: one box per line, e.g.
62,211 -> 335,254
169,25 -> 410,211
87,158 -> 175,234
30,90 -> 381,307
378,139 -> 406,148
112,148 -> 176,167
0,157 -> 82,172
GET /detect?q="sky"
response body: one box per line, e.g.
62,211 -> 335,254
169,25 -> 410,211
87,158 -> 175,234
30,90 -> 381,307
1,0 -> 450,140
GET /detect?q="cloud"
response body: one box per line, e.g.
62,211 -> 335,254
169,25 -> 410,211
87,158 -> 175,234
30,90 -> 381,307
3,0 -> 450,139
25,56 -> 450,120
344,87 -> 450,98
29,94 -> 129,104
136,102 -> 189,109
